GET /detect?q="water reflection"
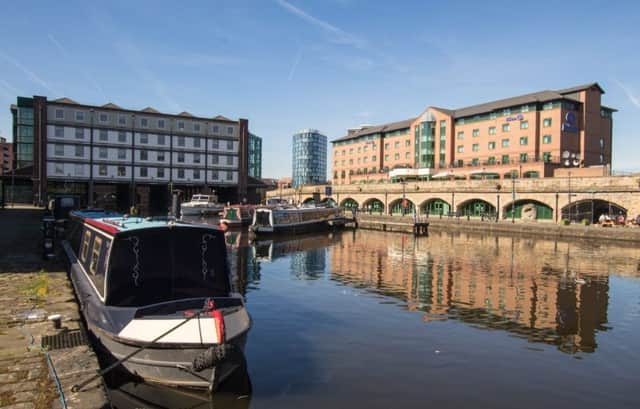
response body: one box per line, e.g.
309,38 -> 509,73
329,230 -> 638,354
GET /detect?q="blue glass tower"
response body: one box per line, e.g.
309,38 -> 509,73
292,129 -> 327,188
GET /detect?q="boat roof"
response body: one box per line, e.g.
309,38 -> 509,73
72,210 -> 213,235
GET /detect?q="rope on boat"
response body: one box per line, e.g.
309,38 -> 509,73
44,350 -> 68,409
71,304 -> 217,393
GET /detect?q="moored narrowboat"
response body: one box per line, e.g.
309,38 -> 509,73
220,205 -> 256,228
62,210 -> 251,390
249,205 -> 343,234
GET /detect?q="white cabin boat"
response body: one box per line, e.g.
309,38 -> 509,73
181,194 -> 224,217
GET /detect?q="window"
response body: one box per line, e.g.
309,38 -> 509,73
599,138 -> 605,149
520,121 -> 528,129
75,128 -> 84,139
519,136 -> 528,145
405,139 -> 411,147
501,139 -> 510,148
501,154 -> 509,164
99,129 -> 108,141
371,155 -> 376,161
140,134 -> 148,144
194,153 -> 201,164
226,155 -> 233,165
489,126 -> 496,135
177,136 -> 185,147
140,167 -> 148,177
157,134 -> 165,145
472,143 -> 479,152
55,109 -> 64,119
543,118 -> 552,127
599,154 -> 604,164
394,141 -> 400,149
55,126 -> 64,137
405,152 -> 410,159
490,112 -> 497,119
178,121 -> 184,130
178,169 -> 185,179
118,148 -> 126,159
99,113 -> 108,122
75,145 -> 84,157
488,141 -> 496,150
226,170 -> 233,180
384,143 -> 389,150
542,102 -> 553,110
117,166 -> 126,176
227,126 -> 233,134
193,169 -> 200,179
99,147 -> 107,158
178,152 -> 185,163
503,108 -> 511,116
543,135 -> 552,144
194,123 -> 201,133
98,164 -> 107,176
349,148 -> 354,154
521,105 -> 530,113
158,119 -> 165,129
157,152 -> 165,162
384,154 -> 389,161
394,153 -> 400,160
472,129 -> 479,137
340,160 -> 345,166
357,147 -> 361,153
157,168 -> 165,178
118,115 -> 126,125
471,158 -> 479,166
193,137 -> 201,148
543,152 -> 551,162
488,156 -> 496,165
118,131 -> 126,143
74,164 -> 83,176
55,163 -> 64,174
349,159 -> 353,165
89,236 -> 103,275
140,150 -> 148,161
212,125 -> 219,133
75,111 -> 85,121
80,230 -> 91,262
211,139 -> 219,149
502,123 -> 510,132
519,153 -> 528,163
457,131 -> 464,140
457,145 -> 464,153
212,170 -> 218,180
55,144 -> 64,156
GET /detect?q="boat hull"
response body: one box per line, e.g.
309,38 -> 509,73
181,206 -> 223,216
250,219 -> 332,234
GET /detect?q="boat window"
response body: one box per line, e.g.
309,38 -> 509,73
106,227 -> 230,307
89,236 -> 103,275
80,230 -> 91,262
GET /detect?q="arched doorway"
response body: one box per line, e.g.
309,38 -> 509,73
389,198 -> 415,216
562,199 -> 627,223
340,198 -> 359,210
302,197 -> 315,205
362,198 -> 384,214
420,198 -> 450,216
504,199 -> 553,221
458,199 -> 496,218
320,198 -> 337,207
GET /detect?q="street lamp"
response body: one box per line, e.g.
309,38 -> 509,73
495,183 -> 501,222
401,179 -> 407,216
511,170 -> 517,223
562,150 -> 581,222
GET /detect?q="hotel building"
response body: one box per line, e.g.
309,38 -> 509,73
9,96 -> 250,212
332,83 -> 615,184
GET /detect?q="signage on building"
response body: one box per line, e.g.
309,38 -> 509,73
325,186 -> 332,197
505,114 -> 524,122
561,112 -> 579,133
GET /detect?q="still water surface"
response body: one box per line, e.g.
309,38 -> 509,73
107,226 -> 640,409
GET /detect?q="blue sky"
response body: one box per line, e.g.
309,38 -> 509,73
1,0 -> 639,177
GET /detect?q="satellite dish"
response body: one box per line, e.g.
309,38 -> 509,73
564,159 -> 571,167
562,151 -> 570,159
572,158 -> 581,167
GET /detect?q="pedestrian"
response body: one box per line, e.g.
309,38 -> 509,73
616,211 -> 625,225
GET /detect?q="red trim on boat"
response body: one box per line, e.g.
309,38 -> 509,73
84,218 -> 120,234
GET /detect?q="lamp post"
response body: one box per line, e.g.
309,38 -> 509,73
495,183 -> 501,222
401,179 -> 407,216
562,150 -> 581,223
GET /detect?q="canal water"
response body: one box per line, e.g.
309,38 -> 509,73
106,225 -> 640,409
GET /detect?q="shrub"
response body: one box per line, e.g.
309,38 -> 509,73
581,219 -> 590,226
561,219 -> 570,225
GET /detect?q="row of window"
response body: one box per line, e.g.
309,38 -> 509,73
53,163 -> 235,180
456,119 -> 552,139
457,136 -> 537,153
455,102 -> 567,125
53,127 -> 236,149
55,109 -> 235,134
52,145 -> 235,164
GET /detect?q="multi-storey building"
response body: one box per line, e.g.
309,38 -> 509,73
248,132 -> 262,179
332,83 -> 615,184
10,96 -> 250,212
292,129 -> 327,188
0,137 -> 13,175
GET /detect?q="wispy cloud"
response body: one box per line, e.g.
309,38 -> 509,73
0,51 -> 59,95
614,79 -> 640,109
287,47 -> 303,80
275,0 -> 367,49
0,79 -> 21,96
47,33 -> 106,100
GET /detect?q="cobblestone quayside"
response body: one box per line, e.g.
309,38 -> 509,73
0,207 -> 108,409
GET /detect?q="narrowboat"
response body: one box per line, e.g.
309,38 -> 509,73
219,205 -> 256,228
181,194 -> 224,217
249,205 -> 343,234
62,210 -> 251,390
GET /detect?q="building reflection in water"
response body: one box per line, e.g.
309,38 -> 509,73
328,229 -> 636,354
